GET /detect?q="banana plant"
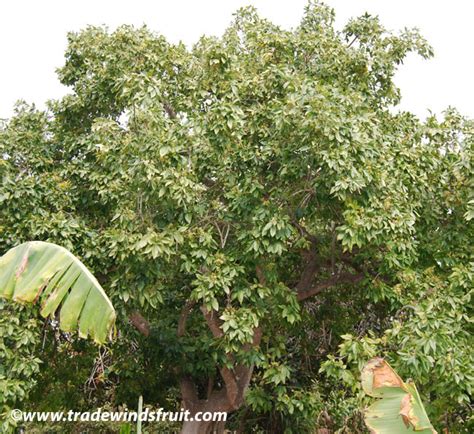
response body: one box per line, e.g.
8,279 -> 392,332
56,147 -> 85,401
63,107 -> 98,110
361,358 -> 436,434
0,241 -> 115,344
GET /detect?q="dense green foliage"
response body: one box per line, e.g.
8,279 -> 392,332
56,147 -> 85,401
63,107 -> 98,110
0,1 -> 472,432
0,301 -> 41,432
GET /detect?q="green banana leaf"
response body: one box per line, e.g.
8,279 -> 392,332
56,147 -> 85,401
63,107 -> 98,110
361,358 -> 436,434
0,241 -> 115,343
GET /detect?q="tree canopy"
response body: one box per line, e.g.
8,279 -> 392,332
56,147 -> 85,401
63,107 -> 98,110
1,1 -> 472,432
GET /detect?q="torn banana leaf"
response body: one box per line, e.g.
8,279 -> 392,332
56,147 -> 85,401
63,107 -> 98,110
0,241 -> 116,344
361,358 -> 436,434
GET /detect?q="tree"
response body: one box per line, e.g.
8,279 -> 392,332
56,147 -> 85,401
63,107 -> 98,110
0,1 -> 472,432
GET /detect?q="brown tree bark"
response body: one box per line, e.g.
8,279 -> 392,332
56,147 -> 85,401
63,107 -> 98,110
179,384 -> 232,434
179,307 -> 262,434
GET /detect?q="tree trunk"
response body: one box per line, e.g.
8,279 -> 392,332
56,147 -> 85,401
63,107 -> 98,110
177,307 -> 262,434
180,388 -> 232,434
181,417 -> 226,434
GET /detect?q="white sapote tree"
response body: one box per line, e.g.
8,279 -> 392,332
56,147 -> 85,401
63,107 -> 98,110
1,1 -> 472,433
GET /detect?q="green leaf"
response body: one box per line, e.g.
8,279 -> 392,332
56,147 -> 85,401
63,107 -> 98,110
362,358 -> 436,434
0,241 -> 116,343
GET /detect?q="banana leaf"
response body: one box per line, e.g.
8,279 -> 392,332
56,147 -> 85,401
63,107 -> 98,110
362,358 -> 436,434
0,241 -> 116,343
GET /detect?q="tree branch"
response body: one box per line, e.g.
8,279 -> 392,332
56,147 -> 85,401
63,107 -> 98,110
235,326 -> 262,390
295,246 -> 320,292
297,272 -> 364,301
207,375 -> 215,400
200,306 -> 263,409
177,299 -> 196,337
255,264 -> 267,286
163,101 -> 177,119
129,311 -> 150,337
347,35 -> 359,48
201,305 -> 224,338
180,376 -> 199,409
201,306 -> 240,408
290,218 -> 319,244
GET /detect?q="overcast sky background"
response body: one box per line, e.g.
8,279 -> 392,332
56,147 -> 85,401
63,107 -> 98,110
1,0 -> 472,120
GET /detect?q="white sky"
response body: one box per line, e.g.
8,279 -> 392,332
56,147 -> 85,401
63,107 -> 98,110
1,0 -> 473,120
